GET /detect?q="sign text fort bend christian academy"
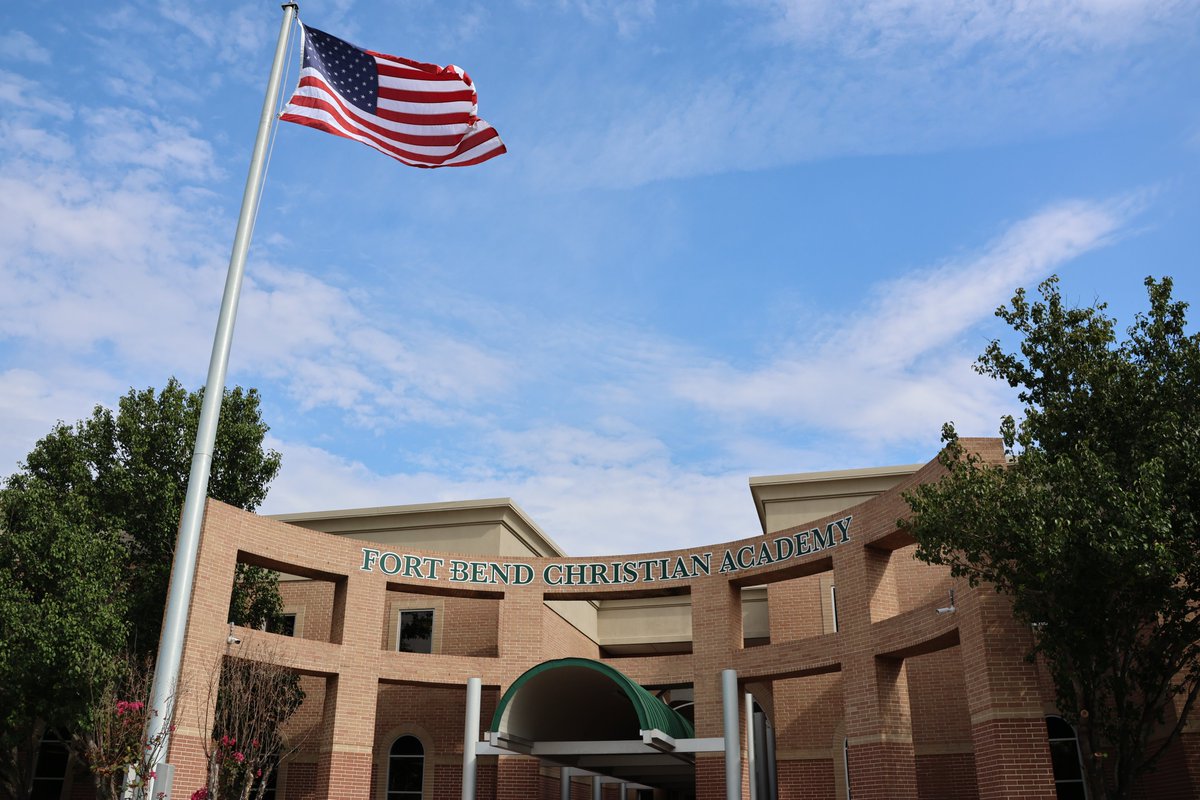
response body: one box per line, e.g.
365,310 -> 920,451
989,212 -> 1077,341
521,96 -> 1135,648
359,516 -> 852,587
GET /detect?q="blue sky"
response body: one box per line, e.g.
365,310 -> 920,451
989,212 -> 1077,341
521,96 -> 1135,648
1,0 -> 1197,555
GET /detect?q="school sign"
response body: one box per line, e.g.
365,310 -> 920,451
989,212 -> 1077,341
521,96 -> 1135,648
359,515 -> 852,587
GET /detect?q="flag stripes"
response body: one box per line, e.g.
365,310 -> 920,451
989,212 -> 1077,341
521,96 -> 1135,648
280,23 -> 506,168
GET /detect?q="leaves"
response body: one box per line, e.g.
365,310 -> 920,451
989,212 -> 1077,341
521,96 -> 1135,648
0,379 -> 282,800
903,276 -> 1200,800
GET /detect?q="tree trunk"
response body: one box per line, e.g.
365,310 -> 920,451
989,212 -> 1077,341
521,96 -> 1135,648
1078,717 -> 1112,800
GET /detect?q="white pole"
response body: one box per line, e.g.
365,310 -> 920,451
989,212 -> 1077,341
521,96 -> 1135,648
765,720 -> 778,800
560,767 -> 571,800
592,775 -> 602,800
721,670 -> 741,800
745,693 -> 757,800
462,677 -> 481,800
143,2 -> 299,782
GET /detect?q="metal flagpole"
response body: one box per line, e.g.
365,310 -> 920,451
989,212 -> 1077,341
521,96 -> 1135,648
143,3 -> 299,791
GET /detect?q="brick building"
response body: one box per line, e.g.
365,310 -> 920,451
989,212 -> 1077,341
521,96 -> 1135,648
143,440 -> 1199,800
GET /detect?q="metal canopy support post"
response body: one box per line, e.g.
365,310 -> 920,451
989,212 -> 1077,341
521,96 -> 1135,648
462,677 -> 481,800
143,5 -> 298,795
765,720 -> 778,800
560,767 -> 571,800
746,694 -> 757,800
592,775 -> 602,800
721,670 -> 741,800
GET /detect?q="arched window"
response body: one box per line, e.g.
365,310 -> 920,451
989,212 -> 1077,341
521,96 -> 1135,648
31,730 -> 69,800
1046,716 -> 1087,799
387,735 -> 424,800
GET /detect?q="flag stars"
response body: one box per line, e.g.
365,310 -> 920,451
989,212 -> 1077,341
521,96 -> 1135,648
302,25 -> 379,113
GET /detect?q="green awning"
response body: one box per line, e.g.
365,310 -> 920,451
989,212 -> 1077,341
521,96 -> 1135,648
490,657 -> 695,740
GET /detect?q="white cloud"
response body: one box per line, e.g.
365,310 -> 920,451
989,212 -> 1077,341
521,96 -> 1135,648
83,108 -> 219,181
525,0 -> 1197,189
670,197 -> 1139,441
0,31 -> 51,64
756,0 -> 1198,54
0,368 -> 124,476
0,71 -> 73,120
261,426 -> 759,555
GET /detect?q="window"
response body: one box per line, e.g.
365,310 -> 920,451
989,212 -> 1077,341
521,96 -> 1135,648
279,613 -> 297,637
398,609 -> 433,654
843,736 -> 851,800
31,731 -> 69,800
387,735 -> 424,800
1046,716 -> 1088,800
260,758 -> 280,800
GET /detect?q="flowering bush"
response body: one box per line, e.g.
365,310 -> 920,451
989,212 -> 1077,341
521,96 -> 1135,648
77,677 -> 174,800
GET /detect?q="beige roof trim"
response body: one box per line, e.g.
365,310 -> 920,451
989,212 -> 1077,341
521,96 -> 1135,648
268,497 -> 569,557
748,463 -> 923,534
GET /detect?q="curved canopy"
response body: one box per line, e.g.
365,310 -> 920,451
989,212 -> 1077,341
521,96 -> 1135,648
491,657 -> 694,741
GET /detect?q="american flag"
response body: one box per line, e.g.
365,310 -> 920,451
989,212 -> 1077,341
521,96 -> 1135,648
280,24 -> 506,168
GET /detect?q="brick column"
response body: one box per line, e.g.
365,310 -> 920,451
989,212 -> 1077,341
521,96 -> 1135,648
692,578 -> 743,799
957,586 -> 1056,800
316,570 -> 386,800
836,545 -> 918,800
167,501 -> 243,797
494,754 -> 541,799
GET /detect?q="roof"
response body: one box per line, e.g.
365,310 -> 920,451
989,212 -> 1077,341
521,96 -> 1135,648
491,657 -> 695,740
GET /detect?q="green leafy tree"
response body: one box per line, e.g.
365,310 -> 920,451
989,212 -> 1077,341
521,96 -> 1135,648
0,481 -> 127,800
902,276 -> 1200,800
12,378 -> 284,651
0,379 -> 284,800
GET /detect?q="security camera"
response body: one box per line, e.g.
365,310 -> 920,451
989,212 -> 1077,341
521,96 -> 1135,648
227,623 -> 242,645
936,588 -> 956,614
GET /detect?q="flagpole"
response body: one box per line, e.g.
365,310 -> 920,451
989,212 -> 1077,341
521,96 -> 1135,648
143,2 -> 298,789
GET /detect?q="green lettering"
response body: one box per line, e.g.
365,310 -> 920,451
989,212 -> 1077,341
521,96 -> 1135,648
379,552 -> 402,576
814,526 -> 835,550
773,535 -> 794,562
834,516 -> 852,543
360,548 -> 381,572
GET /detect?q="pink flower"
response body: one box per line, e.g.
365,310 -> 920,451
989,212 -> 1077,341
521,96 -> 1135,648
148,771 -> 157,780
233,752 -> 245,763
190,788 -> 209,800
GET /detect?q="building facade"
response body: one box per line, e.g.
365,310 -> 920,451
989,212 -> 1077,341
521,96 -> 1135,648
150,439 -> 1198,800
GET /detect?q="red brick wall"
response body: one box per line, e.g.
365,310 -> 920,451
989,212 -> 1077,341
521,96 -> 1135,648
776,757 -> 835,799
541,603 -> 600,660
915,753 -> 978,800
768,571 -> 826,643
278,578 -> 337,642
1130,731 -> 1200,799
283,762 -> 318,800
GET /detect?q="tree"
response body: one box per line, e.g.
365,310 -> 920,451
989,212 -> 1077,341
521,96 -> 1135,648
71,654 -> 175,800
0,483 -> 127,800
197,641 -> 306,800
902,276 -> 1200,800
0,379 -> 284,800
10,378 -> 284,653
